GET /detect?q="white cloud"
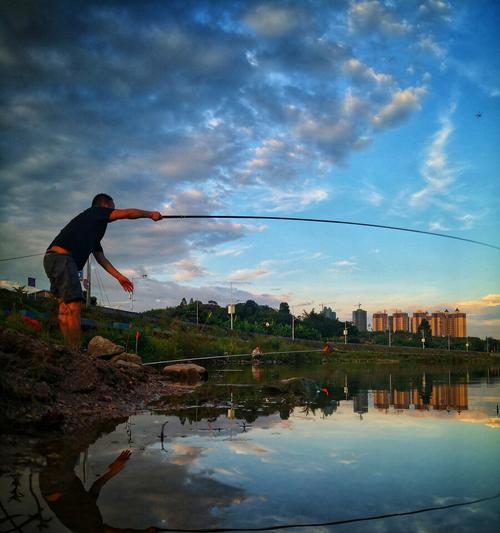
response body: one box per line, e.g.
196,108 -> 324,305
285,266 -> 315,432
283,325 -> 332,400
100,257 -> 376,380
418,34 -> 445,58
343,58 -> 392,85
228,268 -> 270,282
428,221 -> 449,231
348,1 -> 412,35
456,294 -> 500,311
364,188 -> 384,206
244,5 -> 302,36
373,87 -> 426,129
173,258 -> 209,281
215,245 -> 253,257
330,259 -> 359,274
409,104 -> 459,207
262,186 -> 329,213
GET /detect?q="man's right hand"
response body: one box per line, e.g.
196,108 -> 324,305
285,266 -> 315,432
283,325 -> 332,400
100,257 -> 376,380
117,275 -> 134,293
150,211 -> 162,221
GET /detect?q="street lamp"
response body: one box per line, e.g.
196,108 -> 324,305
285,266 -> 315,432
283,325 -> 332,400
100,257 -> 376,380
130,274 -> 147,312
444,309 -> 450,351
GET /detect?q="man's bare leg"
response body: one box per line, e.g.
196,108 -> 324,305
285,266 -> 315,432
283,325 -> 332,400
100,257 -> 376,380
58,300 -> 81,350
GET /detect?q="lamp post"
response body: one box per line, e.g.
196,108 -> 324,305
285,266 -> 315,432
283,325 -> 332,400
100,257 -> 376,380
444,309 -> 450,351
130,274 -> 147,312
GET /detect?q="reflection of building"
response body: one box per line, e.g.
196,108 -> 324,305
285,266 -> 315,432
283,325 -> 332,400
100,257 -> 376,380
392,389 -> 410,410
412,389 -> 429,410
374,383 -> 468,413
432,384 -> 468,412
392,311 -> 409,332
353,391 -> 369,415
352,308 -> 367,332
374,390 -> 390,410
373,312 -> 388,332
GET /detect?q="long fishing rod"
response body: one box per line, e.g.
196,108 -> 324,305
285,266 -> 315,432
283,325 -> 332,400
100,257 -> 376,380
1,214 -> 498,263
143,348 -> 324,366
162,214 -> 500,250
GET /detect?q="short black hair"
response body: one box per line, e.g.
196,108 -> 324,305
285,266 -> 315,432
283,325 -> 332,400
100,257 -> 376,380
92,193 -> 114,207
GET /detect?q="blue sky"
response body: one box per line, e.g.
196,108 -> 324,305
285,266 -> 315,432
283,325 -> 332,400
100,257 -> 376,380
0,0 -> 499,336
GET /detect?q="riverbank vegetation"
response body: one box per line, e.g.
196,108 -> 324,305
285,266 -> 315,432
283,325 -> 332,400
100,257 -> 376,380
1,288 -> 497,364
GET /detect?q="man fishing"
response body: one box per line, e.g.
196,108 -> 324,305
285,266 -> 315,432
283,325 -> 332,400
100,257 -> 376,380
44,193 -> 162,349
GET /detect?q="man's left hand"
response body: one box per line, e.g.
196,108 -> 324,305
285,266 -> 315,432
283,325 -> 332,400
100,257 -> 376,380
118,275 -> 134,292
150,211 -> 162,221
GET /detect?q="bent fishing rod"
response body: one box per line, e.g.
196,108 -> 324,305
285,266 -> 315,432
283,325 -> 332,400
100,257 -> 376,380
161,214 -> 500,250
0,213 -> 498,264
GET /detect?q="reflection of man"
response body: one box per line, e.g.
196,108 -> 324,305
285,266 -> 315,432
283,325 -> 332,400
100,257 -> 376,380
40,450 -> 157,533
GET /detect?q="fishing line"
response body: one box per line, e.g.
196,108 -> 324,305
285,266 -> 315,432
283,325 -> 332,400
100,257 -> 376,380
161,214 -> 500,251
142,349 -> 324,366
154,492 -> 500,532
0,252 -> 45,262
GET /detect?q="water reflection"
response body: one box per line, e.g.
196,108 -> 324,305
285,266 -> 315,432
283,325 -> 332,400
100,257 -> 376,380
1,364 -> 499,532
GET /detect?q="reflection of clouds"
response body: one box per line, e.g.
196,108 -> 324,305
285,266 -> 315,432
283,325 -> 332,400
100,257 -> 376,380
227,441 -> 270,456
99,453 -> 247,530
170,443 -> 204,465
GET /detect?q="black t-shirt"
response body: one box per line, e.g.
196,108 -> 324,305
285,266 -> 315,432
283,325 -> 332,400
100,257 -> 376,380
48,207 -> 113,270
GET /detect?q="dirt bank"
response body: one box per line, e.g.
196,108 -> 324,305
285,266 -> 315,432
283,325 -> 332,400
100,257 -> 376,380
0,326 -> 192,436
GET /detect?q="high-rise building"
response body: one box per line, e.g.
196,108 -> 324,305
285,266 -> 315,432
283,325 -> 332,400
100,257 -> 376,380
392,311 -> 409,332
427,309 -> 467,338
321,306 -> 337,320
411,311 -> 429,333
448,308 -> 467,338
373,312 -> 388,332
352,307 -> 367,332
429,312 -> 445,336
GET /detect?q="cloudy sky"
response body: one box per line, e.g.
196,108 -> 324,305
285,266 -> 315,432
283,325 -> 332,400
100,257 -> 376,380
1,0 -> 499,336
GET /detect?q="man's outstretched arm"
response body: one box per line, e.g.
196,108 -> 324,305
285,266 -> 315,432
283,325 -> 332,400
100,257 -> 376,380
93,251 -> 133,292
109,209 -> 162,222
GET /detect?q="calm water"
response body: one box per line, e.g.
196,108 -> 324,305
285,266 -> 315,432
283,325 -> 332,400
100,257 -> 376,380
1,362 -> 499,532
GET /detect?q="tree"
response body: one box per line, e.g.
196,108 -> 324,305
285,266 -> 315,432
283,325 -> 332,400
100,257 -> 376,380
13,286 -> 28,307
179,298 -> 187,307
279,302 -> 290,315
417,319 -> 432,346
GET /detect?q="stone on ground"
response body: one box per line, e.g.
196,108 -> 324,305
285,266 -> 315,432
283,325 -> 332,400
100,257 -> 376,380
87,336 -> 125,359
163,363 -> 207,381
111,352 -> 142,365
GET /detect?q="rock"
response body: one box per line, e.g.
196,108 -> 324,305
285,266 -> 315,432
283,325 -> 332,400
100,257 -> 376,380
32,381 -> 52,401
87,336 -> 124,359
114,360 -> 143,369
162,363 -> 208,382
265,377 -> 320,399
111,352 -> 142,365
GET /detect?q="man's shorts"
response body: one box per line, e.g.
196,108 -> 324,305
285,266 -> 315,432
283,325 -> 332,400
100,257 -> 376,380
43,252 -> 84,302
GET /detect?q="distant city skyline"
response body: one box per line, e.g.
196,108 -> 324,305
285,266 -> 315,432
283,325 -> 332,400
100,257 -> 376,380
0,1 -> 499,337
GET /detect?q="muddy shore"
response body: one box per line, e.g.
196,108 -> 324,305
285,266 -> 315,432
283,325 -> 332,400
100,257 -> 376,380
0,326 -> 193,437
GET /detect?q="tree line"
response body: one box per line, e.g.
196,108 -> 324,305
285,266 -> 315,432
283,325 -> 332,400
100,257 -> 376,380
144,298 -> 357,341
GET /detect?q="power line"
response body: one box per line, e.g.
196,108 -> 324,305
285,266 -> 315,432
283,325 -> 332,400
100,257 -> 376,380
162,214 -> 500,251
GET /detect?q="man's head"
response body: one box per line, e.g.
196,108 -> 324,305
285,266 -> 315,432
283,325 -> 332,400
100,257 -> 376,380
92,193 -> 115,209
